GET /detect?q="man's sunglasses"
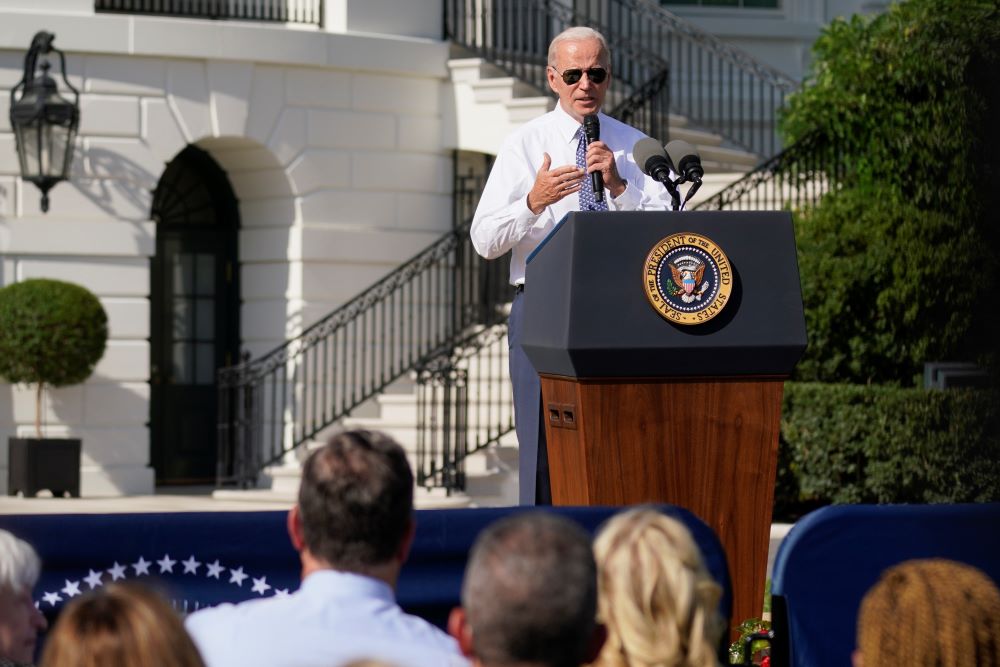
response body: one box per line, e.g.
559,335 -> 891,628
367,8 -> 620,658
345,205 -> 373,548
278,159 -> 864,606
550,66 -> 608,85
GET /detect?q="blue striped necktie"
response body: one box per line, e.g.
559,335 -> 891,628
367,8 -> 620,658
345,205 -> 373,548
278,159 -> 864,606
576,126 -> 608,211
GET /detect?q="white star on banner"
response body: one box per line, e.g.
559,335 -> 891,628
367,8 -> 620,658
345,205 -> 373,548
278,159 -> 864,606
132,557 -> 151,576
229,567 -> 248,587
107,562 -> 127,581
42,592 -> 62,607
84,569 -> 104,589
275,589 -> 290,597
61,580 -> 81,598
182,556 -> 201,574
206,560 -> 225,579
251,576 -> 271,596
157,554 -> 177,573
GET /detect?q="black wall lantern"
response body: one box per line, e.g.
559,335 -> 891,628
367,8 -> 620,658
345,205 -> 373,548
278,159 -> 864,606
9,31 -> 81,213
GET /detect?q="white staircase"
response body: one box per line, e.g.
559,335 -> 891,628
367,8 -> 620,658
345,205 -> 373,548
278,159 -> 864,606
213,373 -> 521,509
444,58 -> 554,155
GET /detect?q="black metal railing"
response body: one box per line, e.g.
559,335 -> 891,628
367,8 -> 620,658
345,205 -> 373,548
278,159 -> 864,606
415,320 -> 514,493
693,131 -> 846,211
446,0 -> 796,156
95,0 -> 323,25
445,0 -> 672,142
416,356 -> 469,493
217,162 -> 506,487
572,0 -> 797,157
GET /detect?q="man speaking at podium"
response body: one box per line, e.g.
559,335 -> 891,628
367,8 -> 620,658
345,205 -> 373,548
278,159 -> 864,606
470,27 -> 672,505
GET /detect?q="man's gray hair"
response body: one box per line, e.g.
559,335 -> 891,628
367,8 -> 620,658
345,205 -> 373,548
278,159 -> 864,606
461,511 -> 597,667
0,530 -> 40,592
548,26 -> 610,67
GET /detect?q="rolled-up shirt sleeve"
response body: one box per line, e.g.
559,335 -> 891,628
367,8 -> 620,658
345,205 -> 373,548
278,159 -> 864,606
469,106 -> 671,284
470,139 -> 542,260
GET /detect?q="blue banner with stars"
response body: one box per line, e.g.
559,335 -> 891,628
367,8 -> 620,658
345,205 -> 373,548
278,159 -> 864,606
4,511 -> 299,620
0,505 -> 732,645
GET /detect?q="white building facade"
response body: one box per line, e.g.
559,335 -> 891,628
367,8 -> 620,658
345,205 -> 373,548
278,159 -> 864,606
0,0 -> 880,497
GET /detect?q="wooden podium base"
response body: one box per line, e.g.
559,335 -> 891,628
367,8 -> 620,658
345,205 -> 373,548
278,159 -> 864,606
541,375 -> 783,634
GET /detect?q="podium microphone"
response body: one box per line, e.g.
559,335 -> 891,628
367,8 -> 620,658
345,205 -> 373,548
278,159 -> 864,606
632,138 -> 680,210
665,140 -> 704,184
582,114 -> 604,202
632,138 -> 673,184
665,139 -> 704,208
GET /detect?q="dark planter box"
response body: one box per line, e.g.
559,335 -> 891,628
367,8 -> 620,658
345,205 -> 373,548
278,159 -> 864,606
8,437 -> 81,498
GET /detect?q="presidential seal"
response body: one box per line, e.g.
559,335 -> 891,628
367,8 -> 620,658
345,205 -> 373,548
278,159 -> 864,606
643,233 -> 733,325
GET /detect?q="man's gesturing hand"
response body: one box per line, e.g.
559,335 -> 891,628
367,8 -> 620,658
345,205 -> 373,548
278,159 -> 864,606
526,153 -> 585,214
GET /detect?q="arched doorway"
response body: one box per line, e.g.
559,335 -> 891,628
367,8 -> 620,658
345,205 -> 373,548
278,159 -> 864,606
150,145 -> 240,484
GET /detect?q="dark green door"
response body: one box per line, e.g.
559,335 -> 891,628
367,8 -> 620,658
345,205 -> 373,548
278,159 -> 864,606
150,146 -> 240,484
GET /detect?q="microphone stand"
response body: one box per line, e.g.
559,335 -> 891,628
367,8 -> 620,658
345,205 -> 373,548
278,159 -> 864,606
680,177 -> 702,210
653,173 -> 681,211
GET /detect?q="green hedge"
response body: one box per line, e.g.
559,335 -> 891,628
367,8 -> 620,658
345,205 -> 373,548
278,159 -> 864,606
775,382 -> 1000,521
780,0 -> 1000,384
793,186 -> 987,386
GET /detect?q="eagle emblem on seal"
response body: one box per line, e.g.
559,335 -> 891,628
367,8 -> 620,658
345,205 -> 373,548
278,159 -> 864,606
669,255 -> 710,303
643,233 -> 733,325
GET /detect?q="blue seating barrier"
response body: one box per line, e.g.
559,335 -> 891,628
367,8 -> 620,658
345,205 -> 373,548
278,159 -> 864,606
770,503 -> 1000,667
0,504 -> 731,646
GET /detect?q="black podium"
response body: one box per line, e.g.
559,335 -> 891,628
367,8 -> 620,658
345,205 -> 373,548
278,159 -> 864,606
522,210 -> 806,631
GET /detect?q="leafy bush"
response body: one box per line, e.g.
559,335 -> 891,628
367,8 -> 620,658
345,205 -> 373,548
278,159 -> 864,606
794,185 -> 985,385
781,0 -> 999,213
0,278 -> 108,436
775,382 -> 1000,521
781,0 -> 1000,384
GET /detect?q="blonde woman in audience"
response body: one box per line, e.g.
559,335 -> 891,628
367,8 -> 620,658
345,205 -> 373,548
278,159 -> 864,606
590,508 -> 724,667
39,582 -> 205,667
854,559 -> 1000,667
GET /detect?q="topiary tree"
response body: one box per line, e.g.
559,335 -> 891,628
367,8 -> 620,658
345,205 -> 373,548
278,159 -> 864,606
0,279 -> 108,437
781,0 -> 1000,385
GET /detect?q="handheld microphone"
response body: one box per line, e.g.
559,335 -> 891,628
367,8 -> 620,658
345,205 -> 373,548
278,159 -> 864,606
582,114 -> 604,202
665,140 -> 704,184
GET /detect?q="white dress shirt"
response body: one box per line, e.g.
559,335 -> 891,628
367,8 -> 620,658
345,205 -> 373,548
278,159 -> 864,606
185,570 -> 468,667
470,103 -> 672,285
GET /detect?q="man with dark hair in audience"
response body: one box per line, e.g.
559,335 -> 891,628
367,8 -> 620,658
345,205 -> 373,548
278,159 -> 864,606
186,430 -> 467,667
448,512 -> 605,667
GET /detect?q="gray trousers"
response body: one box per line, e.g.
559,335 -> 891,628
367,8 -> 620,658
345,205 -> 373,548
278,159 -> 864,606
509,289 -> 551,505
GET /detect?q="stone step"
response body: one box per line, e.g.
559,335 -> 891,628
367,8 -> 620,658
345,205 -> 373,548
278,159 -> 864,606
698,144 -> 759,169
471,77 -> 540,104
506,96 -> 555,122
669,125 -> 724,148
447,57 -> 508,83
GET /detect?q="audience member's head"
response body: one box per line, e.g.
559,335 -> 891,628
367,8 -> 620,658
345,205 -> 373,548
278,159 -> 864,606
854,558 -> 1000,667
591,508 -> 724,667
0,530 -> 46,665
449,511 -> 602,667
39,582 -> 204,667
289,430 -> 415,579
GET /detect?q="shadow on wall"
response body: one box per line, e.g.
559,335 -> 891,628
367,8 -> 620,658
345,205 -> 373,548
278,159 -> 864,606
83,148 -> 160,219
0,376 -> 152,496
